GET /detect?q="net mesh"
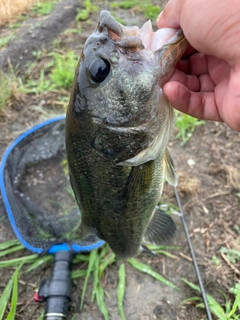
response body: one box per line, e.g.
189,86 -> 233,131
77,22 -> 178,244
0,118 -> 100,251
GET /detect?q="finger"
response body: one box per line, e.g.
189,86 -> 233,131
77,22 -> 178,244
169,70 -> 215,92
198,74 -> 215,92
167,69 -> 200,91
176,53 -> 208,75
162,81 -> 222,122
207,57 -> 230,85
156,0 -> 183,29
218,69 -> 240,132
189,53 -> 208,75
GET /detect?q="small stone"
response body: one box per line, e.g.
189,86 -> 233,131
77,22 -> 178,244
187,158 -> 195,166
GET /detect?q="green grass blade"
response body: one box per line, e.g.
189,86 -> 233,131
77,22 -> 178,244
37,312 -> 44,320
71,270 -> 87,279
182,278 -> 226,320
99,244 -> 110,259
182,296 -> 202,304
95,284 -> 109,320
91,253 -> 100,303
0,245 -> 25,258
0,273 -> 14,319
148,245 -> 181,251
0,254 -> 38,267
0,240 -> 21,251
26,255 -> 52,272
6,263 -> 23,320
0,263 -> 23,320
128,258 -> 178,289
117,263 -> 126,320
74,254 -> 90,263
80,249 -> 97,309
99,252 -> 115,278
228,284 -> 240,318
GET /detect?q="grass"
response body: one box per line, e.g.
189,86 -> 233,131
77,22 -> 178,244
24,69 -> 55,94
76,0 -> 98,21
0,35 -> 15,49
118,0 -> 162,20
30,0 -> 58,16
21,50 -> 78,96
182,278 -> 240,320
117,264 -> 126,320
49,51 -> 79,89
220,247 -> 240,264
0,70 -> 25,112
175,111 -> 205,145
0,239 -> 179,319
119,0 -> 138,9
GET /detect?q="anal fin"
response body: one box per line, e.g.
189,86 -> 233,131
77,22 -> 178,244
143,207 -> 176,245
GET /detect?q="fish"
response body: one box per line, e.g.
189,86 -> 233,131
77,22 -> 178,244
66,10 -> 188,258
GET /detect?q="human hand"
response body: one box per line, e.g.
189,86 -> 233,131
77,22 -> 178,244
157,0 -> 240,132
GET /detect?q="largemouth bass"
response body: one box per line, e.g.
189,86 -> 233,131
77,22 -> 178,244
66,11 -> 188,258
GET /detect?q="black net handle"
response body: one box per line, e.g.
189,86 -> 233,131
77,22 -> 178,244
37,251 -> 73,319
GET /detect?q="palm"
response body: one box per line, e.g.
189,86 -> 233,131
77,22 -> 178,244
163,51 -> 240,132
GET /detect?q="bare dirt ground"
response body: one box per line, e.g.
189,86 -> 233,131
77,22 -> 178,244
0,0 -> 239,319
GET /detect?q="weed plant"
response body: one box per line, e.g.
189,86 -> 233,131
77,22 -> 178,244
76,0 -> 98,21
49,51 -> 79,89
0,71 -> 25,111
118,0 -> 162,20
31,0 -> 58,16
0,35 -> 15,49
175,112 -> 205,145
182,278 -> 240,320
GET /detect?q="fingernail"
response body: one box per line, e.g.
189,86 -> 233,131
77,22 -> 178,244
156,11 -> 163,27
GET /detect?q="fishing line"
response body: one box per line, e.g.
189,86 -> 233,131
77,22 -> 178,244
174,186 -> 213,320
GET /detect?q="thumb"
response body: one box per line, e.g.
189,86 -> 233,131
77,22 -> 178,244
156,0 -> 183,29
221,69 -> 240,132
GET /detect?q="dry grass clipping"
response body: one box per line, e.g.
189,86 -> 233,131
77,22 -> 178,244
0,0 -> 45,27
177,170 -> 201,198
0,70 -> 26,123
209,164 -> 240,190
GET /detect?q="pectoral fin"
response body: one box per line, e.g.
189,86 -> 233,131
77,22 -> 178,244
143,207 -> 176,245
163,148 -> 178,186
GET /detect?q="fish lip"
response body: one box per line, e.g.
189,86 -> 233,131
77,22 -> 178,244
99,10 -> 123,38
98,10 -> 180,53
99,10 -> 145,51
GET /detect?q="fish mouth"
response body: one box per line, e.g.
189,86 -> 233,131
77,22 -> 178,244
99,10 -> 178,52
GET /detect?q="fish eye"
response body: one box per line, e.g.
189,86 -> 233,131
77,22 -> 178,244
89,59 -> 110,83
